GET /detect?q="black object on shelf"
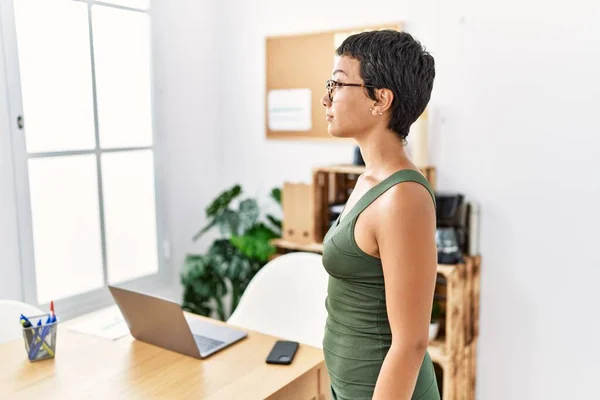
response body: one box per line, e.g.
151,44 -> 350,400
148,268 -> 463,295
328,203 -> 345,227
435,193 -> 468,264
353,146 -> 365,166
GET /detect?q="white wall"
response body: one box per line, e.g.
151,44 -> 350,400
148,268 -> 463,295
151,0 -> 221,293
211,0 -> 600,399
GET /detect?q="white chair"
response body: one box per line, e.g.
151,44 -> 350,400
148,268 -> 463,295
227,252 -> 329,348
0,300 -> 43,344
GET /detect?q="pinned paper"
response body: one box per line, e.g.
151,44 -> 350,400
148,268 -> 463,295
267,89 -> 312,131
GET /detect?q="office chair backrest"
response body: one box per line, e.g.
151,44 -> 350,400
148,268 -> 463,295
227,252 -> 329,348
0,300 -> 43,344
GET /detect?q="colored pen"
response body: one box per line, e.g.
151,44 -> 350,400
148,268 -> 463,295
22,314 -> 55,359
20,319 -> 54,358
20,314 -> 32,327
22,315 -> 43,359
28,325 -> 49,360
20,318 -> 34,344
49,301 -> 56,323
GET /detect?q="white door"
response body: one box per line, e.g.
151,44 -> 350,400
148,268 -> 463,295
0,0 -> 168,318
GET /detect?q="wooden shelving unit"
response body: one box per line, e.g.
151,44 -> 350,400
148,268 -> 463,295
271,164 -> 480,400
270,238 -> 324,254
311,164 -> 437,243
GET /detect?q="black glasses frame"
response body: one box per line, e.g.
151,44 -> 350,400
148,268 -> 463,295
325,79 -> 377,101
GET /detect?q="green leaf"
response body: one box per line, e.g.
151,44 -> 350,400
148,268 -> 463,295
217,209 -> 240,236
182,255 -> 206,281
231,223 -> 278,263
208,239 -> 237,259
266,214 -> 282,231
224,255 -> 245,281
191,218 -> 218,242
205,184 -> 242,218
193,184 -> 243,241
183,184 -> 284,322
238,198 -> 259,233
270,187 -> 282,205
181,251 -> 229,316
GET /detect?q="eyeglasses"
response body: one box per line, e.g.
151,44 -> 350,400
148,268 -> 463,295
325,79 -> 377,102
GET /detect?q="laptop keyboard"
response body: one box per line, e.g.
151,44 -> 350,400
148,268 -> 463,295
193,335 -> 225,353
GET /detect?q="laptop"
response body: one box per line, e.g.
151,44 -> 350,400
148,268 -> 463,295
108,286 -> 248,359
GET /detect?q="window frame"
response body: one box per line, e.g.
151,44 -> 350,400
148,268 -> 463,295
0,0 -> 171,320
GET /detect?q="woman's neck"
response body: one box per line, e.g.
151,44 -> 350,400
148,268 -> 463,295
356,130 -> 413,179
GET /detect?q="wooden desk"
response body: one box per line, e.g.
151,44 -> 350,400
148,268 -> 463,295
0,312 -> 331,399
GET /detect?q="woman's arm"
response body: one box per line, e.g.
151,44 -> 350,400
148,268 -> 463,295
371,181 -> 438,400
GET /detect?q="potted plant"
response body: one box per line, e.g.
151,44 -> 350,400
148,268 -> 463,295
181,184 -> 282,321
429,300 -> 442,340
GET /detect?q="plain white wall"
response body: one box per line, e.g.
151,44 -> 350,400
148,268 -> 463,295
212,0 -> 600,399
151,0 -> 221,294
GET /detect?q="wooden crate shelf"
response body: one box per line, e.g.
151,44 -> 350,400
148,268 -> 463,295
428,338 -> 448,365
311,164 -> 437,243
270,238 -> 324,254
312,164 -> 437,183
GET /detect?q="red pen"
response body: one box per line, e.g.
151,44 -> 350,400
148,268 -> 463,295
50,300 -> 55,319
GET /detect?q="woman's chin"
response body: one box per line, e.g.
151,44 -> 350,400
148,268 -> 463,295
327,125 -> 348,138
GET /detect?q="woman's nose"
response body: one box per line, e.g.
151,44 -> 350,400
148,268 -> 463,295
321,93 -> 331,107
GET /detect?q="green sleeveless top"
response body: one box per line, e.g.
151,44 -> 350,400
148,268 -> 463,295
322,169 -> 440,400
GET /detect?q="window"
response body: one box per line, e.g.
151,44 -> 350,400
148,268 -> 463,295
1,0 -> 168,317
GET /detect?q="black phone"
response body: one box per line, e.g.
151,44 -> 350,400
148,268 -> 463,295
266,340 -> 299,365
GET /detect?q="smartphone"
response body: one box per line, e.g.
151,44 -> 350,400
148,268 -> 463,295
266,340 -> 299,365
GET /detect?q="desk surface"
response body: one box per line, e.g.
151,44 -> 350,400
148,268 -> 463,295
0,310 -> 328,399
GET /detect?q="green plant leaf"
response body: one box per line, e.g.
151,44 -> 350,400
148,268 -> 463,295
180,250 -> 230,319
266,214 -> 282,231
192,218 -> 217,242
205,184 -> 242,218
208,238 -> 237,259
192,184 -> 242,241
238,198 -> 259,233
223,254 -> 247,281
181,255 -> 217,317
182,255 -> 206,281
231,223 -> 278,263
217,209 -> 240,236
182,184 -> 285,321
271,187 -> 282,205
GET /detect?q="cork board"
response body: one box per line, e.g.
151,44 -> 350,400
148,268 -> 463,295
265,22 -> 403,141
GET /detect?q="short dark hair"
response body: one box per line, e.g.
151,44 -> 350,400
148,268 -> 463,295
336,30 -> 435,140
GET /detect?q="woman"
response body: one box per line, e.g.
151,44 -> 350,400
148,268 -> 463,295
320,30 -> 440,400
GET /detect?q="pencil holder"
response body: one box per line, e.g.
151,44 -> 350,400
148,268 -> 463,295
22,313 -> 58,362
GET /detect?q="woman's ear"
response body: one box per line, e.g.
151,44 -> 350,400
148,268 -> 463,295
376,88 -> 394,113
